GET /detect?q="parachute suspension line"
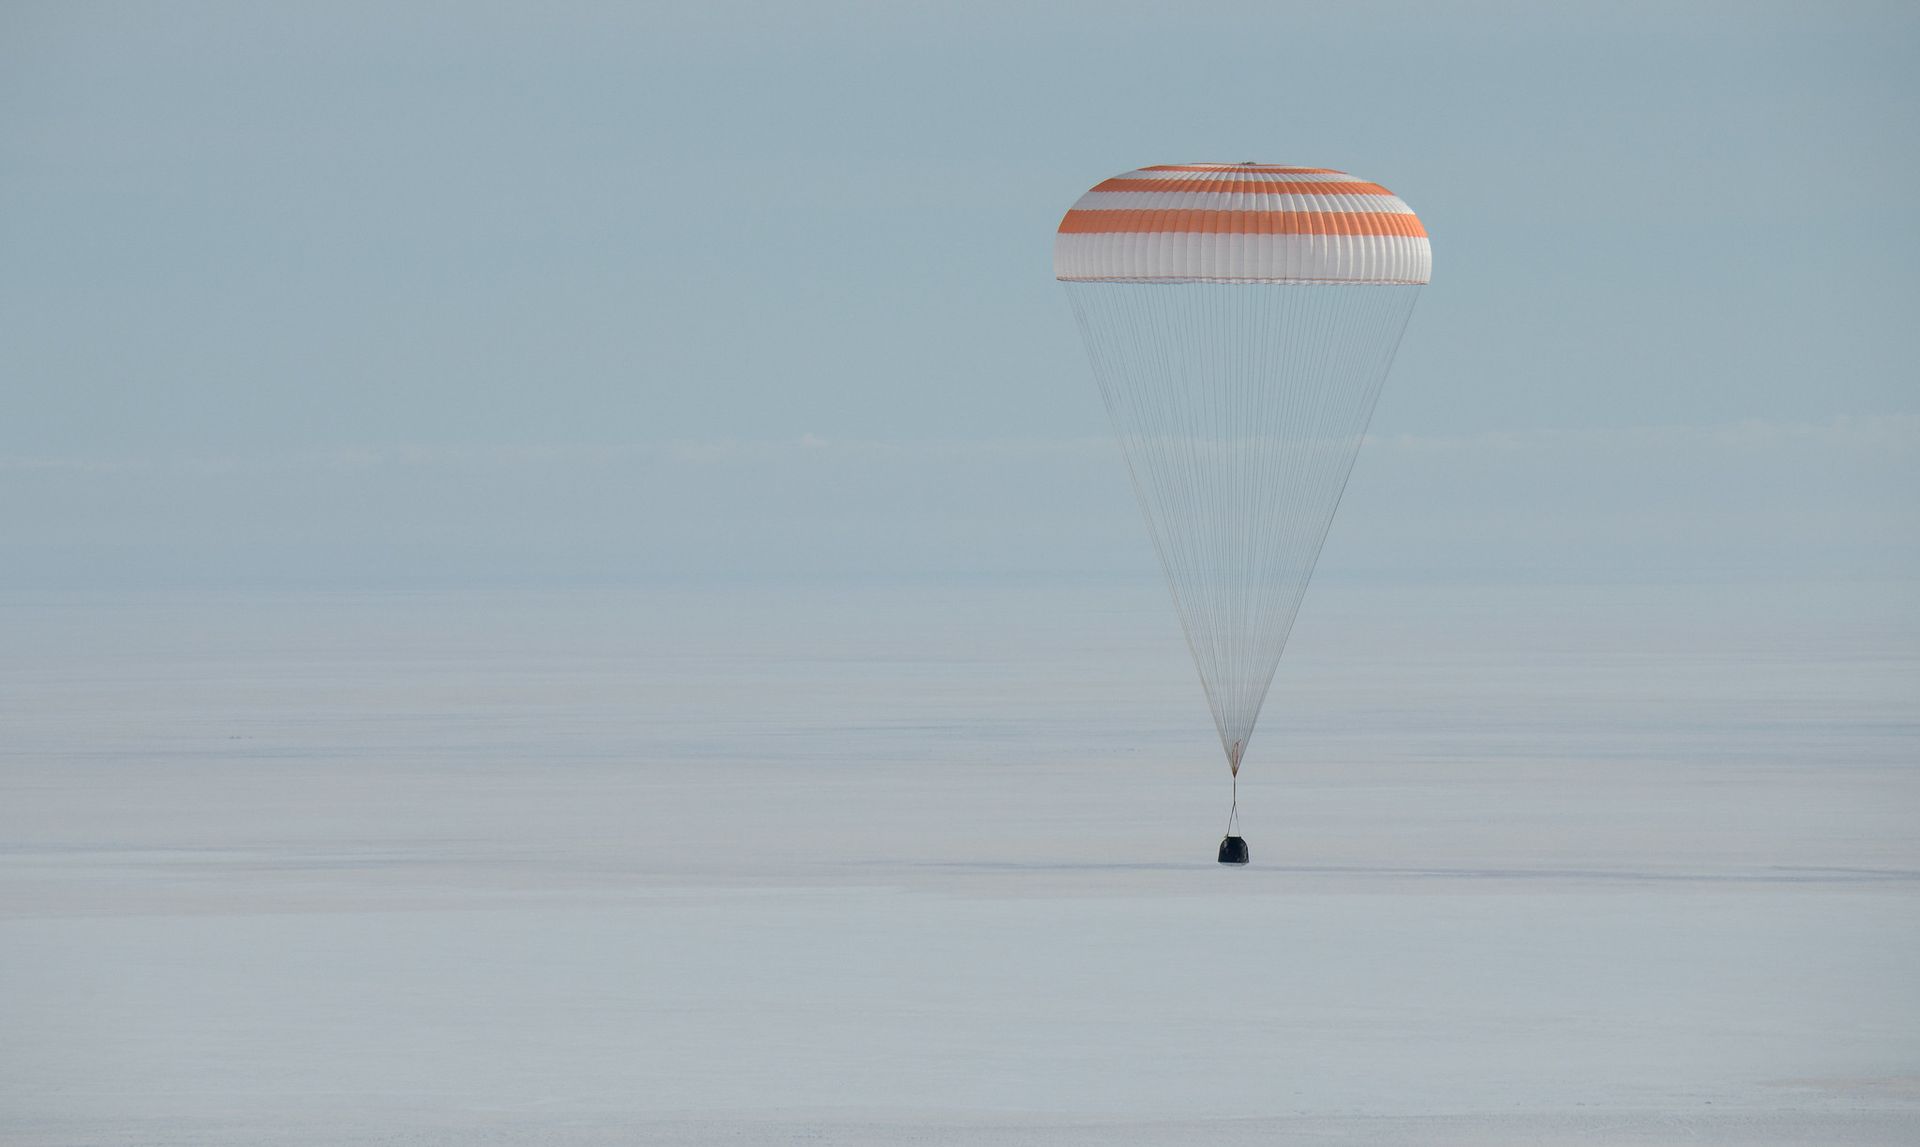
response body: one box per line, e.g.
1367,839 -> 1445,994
1065,282 -> 1421,790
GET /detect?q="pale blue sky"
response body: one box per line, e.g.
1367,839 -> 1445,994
3,1 -> 1915,587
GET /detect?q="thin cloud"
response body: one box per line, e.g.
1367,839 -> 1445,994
3,417 -> 1912,477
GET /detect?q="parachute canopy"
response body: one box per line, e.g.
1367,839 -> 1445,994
1055,163 -> 1430,284
1058,163 -> 1427,799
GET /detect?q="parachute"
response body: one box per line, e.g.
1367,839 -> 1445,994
1056,163 -> 1430,862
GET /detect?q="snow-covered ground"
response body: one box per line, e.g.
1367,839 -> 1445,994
3,581 -> 1916,1144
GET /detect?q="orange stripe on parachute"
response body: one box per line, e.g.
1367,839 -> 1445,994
1057,210 -> 1428,238
1139,165 -> 1346,174
1093,178 -> 1396,196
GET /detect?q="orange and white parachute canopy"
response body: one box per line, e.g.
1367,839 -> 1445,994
1053,163 -> 1430,284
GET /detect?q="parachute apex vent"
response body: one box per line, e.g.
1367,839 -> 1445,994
1218,836 -> 1249,866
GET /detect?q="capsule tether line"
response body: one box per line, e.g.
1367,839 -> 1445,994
1225,739 -> 1242,837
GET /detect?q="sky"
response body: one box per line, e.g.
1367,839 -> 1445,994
2,0 -> 1916,588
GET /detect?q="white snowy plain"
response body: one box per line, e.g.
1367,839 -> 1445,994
3,580 -> 1916,1145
